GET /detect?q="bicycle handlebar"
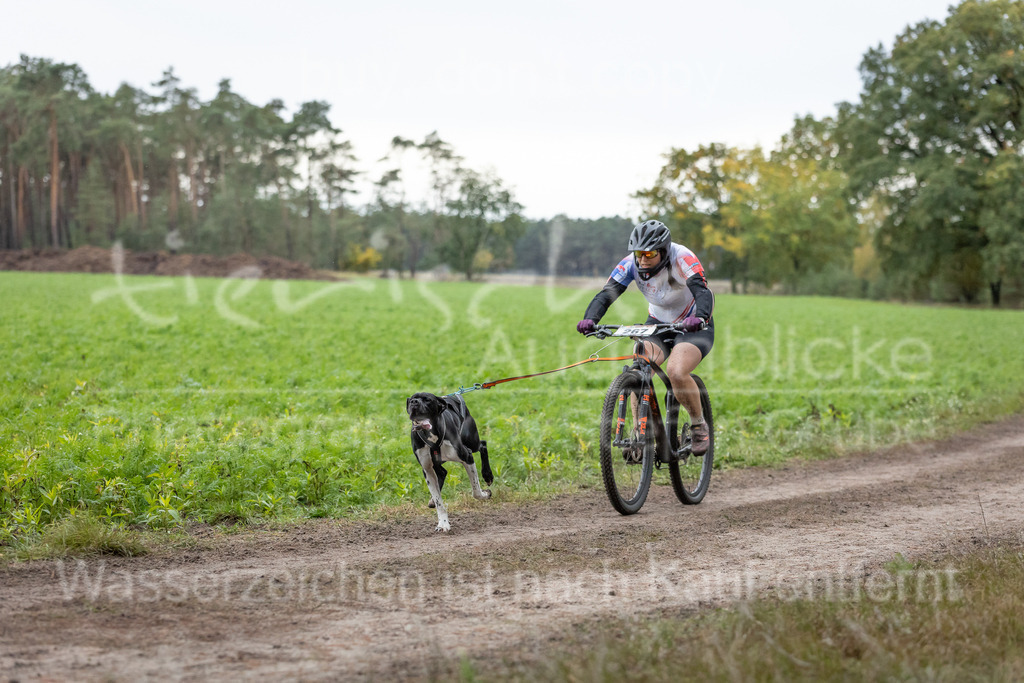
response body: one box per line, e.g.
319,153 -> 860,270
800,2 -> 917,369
585,321 -> 706,340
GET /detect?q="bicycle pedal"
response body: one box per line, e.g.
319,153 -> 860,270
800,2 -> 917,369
657,447 -> 681,464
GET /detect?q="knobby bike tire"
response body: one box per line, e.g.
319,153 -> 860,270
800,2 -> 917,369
599,370 -> 655,515
669,373 -> 714,505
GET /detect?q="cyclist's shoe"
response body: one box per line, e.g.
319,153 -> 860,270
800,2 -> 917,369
690,421 -> 709,456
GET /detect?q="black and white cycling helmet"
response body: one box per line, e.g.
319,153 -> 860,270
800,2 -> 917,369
628,220 -> 672,280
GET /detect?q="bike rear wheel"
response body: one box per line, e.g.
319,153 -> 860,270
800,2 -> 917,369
669,374 -> 714,505
599,370 -> 655,515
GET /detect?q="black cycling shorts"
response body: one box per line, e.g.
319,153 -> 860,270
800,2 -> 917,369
644,315 -> 715,360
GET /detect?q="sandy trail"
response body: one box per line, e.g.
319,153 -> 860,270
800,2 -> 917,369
2,416 -> 1022,681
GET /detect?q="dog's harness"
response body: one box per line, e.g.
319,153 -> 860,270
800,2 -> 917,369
416,416 -> 446,459
428,421 -> 444,458
418,397 -> 465,459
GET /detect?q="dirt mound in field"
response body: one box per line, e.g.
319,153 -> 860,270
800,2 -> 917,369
0,246 -> 337,281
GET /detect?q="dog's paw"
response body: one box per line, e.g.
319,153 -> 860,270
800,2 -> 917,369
435,519 -> 451,532
475,489 -> 492,500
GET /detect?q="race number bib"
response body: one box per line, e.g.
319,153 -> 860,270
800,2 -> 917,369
613,325 -> 656,337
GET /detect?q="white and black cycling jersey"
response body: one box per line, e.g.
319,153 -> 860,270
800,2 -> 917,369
583,243 -> 714,325
581,241 -> 716,359
599,243 -> 712,323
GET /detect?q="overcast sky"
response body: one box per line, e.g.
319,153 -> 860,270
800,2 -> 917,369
5,0 -> 957,220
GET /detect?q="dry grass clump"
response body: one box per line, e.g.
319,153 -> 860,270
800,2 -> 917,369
18,515 -> 147,560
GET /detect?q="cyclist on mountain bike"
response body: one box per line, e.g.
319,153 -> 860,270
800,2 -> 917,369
577,219 -> 715,455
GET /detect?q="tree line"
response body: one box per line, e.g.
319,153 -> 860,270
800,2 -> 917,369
0,59 -> 521,280
2,0 -> 1023,303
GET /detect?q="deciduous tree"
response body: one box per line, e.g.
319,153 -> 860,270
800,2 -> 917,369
443,168 -> 523,280
840,0 -> 1024,303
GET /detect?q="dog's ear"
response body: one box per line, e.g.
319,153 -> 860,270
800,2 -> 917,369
431,394 -> 445,414
406,397 -> 413,415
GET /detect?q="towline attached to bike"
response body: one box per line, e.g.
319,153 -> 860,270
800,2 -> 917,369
443,337 -> 641,397
444,324 -> 671,397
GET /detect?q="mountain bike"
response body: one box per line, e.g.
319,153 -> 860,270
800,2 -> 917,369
586,323 -> 714,515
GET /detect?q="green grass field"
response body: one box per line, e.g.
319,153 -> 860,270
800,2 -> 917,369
2,271 -> 1023,542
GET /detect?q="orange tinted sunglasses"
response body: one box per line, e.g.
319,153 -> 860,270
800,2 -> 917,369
634,250 -> 659,259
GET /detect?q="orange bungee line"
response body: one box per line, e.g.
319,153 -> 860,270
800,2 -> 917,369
445,351 -> 655,397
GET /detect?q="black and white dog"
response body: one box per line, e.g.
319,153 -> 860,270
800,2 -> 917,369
406,392 -> 493,532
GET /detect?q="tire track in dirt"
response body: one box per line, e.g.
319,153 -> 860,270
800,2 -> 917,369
2,416 -> 1023,681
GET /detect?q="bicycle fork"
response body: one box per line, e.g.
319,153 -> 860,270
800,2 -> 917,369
612,377 -> 652,451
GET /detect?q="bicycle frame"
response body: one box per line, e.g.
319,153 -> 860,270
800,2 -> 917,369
594,324 -> 692,463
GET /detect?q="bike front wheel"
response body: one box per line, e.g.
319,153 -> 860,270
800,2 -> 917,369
599,370 -> 655,515
669,374 -> 714,505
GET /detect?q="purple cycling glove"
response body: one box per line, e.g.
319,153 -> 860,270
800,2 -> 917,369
679,316 -> 705,332
576,319 -> 596,335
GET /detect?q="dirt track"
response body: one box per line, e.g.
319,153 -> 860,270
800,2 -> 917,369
2,415 -> 1023,681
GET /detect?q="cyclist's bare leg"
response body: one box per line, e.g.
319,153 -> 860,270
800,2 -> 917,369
665,342 -> 704,422
640,341 -> 665,366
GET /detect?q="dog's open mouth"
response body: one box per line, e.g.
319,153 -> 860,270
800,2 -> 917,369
411,419 -> 432,431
